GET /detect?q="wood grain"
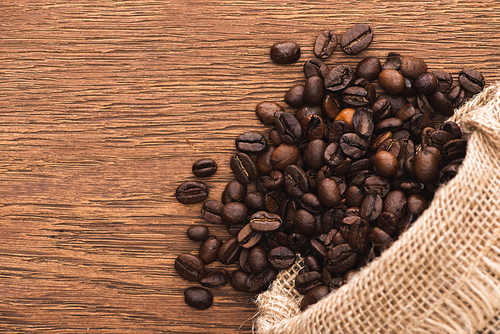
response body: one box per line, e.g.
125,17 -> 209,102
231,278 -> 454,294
1,0 -> 500,332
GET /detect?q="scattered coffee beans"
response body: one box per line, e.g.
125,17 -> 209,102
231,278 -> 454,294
175,25 -> 485,311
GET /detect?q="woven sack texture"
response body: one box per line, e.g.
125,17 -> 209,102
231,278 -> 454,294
254,82 -> 500,334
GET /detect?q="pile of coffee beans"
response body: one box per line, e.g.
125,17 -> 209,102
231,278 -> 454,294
175,24 -> 485,310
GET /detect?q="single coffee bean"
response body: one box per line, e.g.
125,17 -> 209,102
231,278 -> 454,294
235,132 -> 268,154
340,24 -> 373,55
372,98 -> 393,122
325,243 -> 357,274
303,139 -> 327,171
364,175 -> 391,197
431,70 -> 453,93
230,152 -> 258,185
255,101 -> 283,125
318,178 -> 342,208
356,56 -> 381,82
314,30 -> 337,59
414,147 -> 440,183
395,179 -> 425,195
304,76 -> 325,106
256,146 -> 275,175
268,246 -> 295,270
294,208 -> 318,235
175,253 -> 205,282
295,104 -> 324,123
227,224 -> 244,237
301,114 -> 325,140
440,121 -> 463,139
383,52 -> 401,70
447,85 -> 466,109
264,190 -> 285,213
360,194 -> 383,222
175,181 -> 209,204
394,103 -> 418,123
373,151 -> 399,178
248,246 -> 269,273
300,285 -> 330,311
400,56 -> 427,79
269,128 -> 283,146
187,225 -> 209,241
295,271 -> 323,295
192,158 -> 217,177
184,287 -> 213,310
199,236 -> 223,264
284,84 -> 305,108
371,227 -> 394,251
249,211 -> 282,232
377,211 -> 399,237
345,185 -> 365,208
383,190 -> 407,221
416,93 -> 436,119
270,41 -> 301,64
442,139 -> 467,161
199,269 -> 230,288
284,164 -> 310,198
218,236 -> 242,265
231,269 -> 250,292
304,254 -> 323,272
201,200 -> 224,224
413,72 -> 438,95
221,179 -> 246,204
279,198 -> 297,228
324,65 -> 355,92
407,194 -> 428,216
458,69 -> 485,94
246,267 -> 277,293
243,191 -> 266,212
370,131 -> 392,151
263,170 -> 284,191
340,133 -> 369,159
352,107 -> 374,138
275,111 -> 302,144
237,223 -> 262,248
378,93 -> 409,112
348,218 -> 370,252
304,59 -> 330,79
429,91 -> 454,116
375,117 -> 404,134
323,93 -> 342,120
378,69 -> 405,95
221,201 -> 248,225
342,86 -> 371,108
301,192 -> 323,214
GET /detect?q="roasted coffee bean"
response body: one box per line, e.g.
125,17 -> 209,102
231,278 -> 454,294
304,255 -> 323,272
429,91 -> 454,116
284,164 -> 310,198
263,170 -> 284,191
268,246 -> 295,270
340,23 -> 373,55
218,236 -> 241,265
249,211 -> 282,232
323,93 -> 342,120
324,65 -> 355,92
394,104 -> 417,123
415,147 -> 440,183
301,114 -> 325,140
294,208 -> 318,235
377,211 -> 399,237
352,107 -> 374,139
342,86 -> 371,108
304,59 -> 330,79
199,236 -> 223,264
323,142 -> 345,168
413,72 -> 438,95
401,77 -> 417,97
184,287 -> 213,309
378,69 -> 405,95
364,175 -> 391,197
256,147 -> 275,175
431,70 -> 453,93
187,225 -> 209,241
201,200 -> 224,224
458,69 -> 485,94
360,194 -> 383,222
248,246 -> 269,273
325,243 -> 357,274
314,30 -> 337,59
221,202 -> 248,225
426,130 -> 454,151
318,178 -> 342,208
372,98 -> 393,122
243,191 -> 266,212
295,104 -> 324,123
375,117 -> 403,134
395,179 -> 425,194
409,113 -> 435,141
345,185 -> 365,208
230,152 -> 258,185
370,132 -> 392,151
192,158 -> 217,177
246,267 -> 277,293
321,208 -> 344,232
442,139 -> 467,161
340,133 -> 369,159
221,180 -> 247,204
383,190 -> 407,220
255,101 -> 283,125
440,121 -> 462,139
383,52 -> 401,70
407,194 -> 428,216
200,269 -> 230,288
231,269 -> 250,292
296,271 -> 323,295
378,93 -> 409,112
175,253 -> 205,282
269,128 -> 283,146
275,111 -> 302,144
327,120 -> 350,144
348,218 -> 370,252
416,93 -> 435,119
279,199 -> 297,228
334,108 -> 356,132
237,223 -> 262,248
284,84 -> 305,108
400,56 -> 427,79
175,181 -> 209,204
377,139 -> 401,159
301,193 -> 323,214
300,285 -> 330,311
304,76 -> 325,106
371,227 -> 394,251
374,151 -> 399,178
439,163 -> 461,183
235,132 -> 268,154
356,56 -> 381,82
447,85 -> 466,109
264,190 -> 285,213
270,41 -> 301,64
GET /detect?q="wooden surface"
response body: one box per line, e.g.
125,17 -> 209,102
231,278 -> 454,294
1,0 -> 500,332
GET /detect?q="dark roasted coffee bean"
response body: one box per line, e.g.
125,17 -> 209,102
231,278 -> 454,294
345,185 -> 365,208
440,121 -> 462,139
300,285 -> 330,310
401,77 -> 417,97
175,253 -> 205,282
304,76 -> 325,106
458,69 -> 485,94
429,91 -> 454,116
400,56 -> 427,79
218,236 -> 241,265
304,255 -> 323,272
371,227 -> 394,251
270,41 -> 301,64
442,139 -> 467,161
301,114 -> 325,140
192,158 -> 217,177
301,193 -> 323,214
353,77 -> 376,100
340,133 -> 369,159
243,191 -> 266,212
321,208 -> 344,232
383,190 -> 407,220
377,139 -> 401,159
294,208 -> 317,235
416,93 -> 436,119
323,93 -> 342,120
413,72 -> 438,95
295,105 -> 324,124
231,269 -> 250,292
275,111 -> 302,144
373,151 -> 399,178
353,107 -> 374,138
256,147 -> 275,175
370,132 -> 392,151
360,194 -> 383,222
325,243 -> 357,274
314,30 -> 337,59
372,98 -> 393,122
247,267 -> 277,293
447,86 -> 466,109
222,180 -> 247,204
342,86 -> 371,108
175,181 -> 209,204
356,56 -> 381,82
249,211 -> 282,232
201,200 -> 224,224
230,152 -> 258,185
235,132 -> 268,154
268,246 -> 295,270
285,84 -> 305,108
284,164 -> 310,198
269,128 -> 283,146
263,170 -> 284,191
377,211 -> 399,237
304,59 -> 330,79
407,194 -> 428,217
255,101 -> 283,125
348,218 -> 370,252
318,178 -> 342,208
431,70 -> 453,93
199,236 -> 223,264
247,246 -> 268,273
395,179 -> 425,194
378,93 -> 409,112
383,52 -> 401,70
237,223 -> 262,249
324,65 -> 355,92
414,148 -> 440,183
323,142 -> 345,168
187,225 -> 209,241
378,69 -> 405,95
375,117 -> 403,134
340,23 -> 373,55
303,139 -> 326,171
364,175 -> 391,197
279,199 -> 297,228
184,287 -> 213,309
409,113 -> 435,141
393,129 -> 411,141
327,120 -> 350,144
296,271 -> 323,295
395,103 -> 418,123
200,269 -> 230,288
264,190 -> 284,213
221,202 -> 248,225
228,224 -> 244,236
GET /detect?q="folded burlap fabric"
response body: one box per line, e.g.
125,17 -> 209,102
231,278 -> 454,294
255,82 -> 500,334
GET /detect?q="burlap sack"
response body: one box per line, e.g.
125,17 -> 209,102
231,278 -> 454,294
254,82 -> 500,334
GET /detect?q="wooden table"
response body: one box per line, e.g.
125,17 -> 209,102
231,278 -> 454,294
1,1 -> 500,332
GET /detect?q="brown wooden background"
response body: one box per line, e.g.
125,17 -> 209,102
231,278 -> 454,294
1,0 -> 500,333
